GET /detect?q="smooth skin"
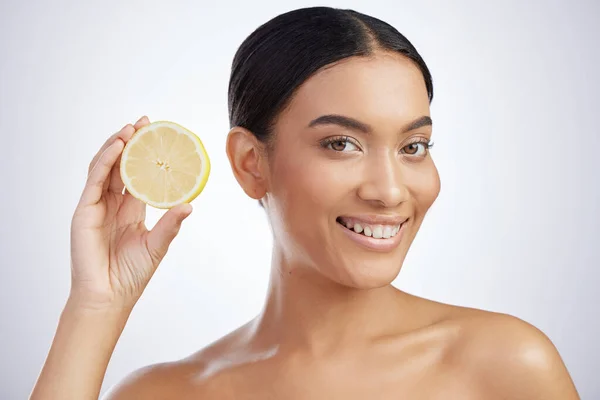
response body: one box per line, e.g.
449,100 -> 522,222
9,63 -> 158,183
30,51 -> 579,399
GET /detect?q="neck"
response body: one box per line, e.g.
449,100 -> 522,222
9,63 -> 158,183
251,245 -> 413,355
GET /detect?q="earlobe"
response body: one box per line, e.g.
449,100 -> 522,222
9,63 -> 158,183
225,127 -> 268,201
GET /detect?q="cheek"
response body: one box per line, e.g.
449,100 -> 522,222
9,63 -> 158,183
407,160 -> 440,212
268,153 -> 333,244
272,153 -> 348,211
268,152 -> 350,262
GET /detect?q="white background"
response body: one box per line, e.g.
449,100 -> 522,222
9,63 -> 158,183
1,0 -> 598,398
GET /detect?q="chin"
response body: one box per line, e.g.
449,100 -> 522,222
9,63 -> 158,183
321,252 -> 408,290
353,259 -> 405,288
321,222 -> 414,289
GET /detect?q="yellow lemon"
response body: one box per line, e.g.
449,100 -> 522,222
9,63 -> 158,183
120,121 -> 210,209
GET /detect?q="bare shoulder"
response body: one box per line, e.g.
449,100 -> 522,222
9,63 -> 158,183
100,354 -> 230,400
99,359 -> 203,399
439,305 -> 580,399
101,323 -> 252,400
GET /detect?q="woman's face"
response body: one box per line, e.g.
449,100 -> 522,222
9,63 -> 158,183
263,51 -> 440,288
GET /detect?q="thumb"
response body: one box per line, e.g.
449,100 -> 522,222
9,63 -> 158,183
146,203 -> 193,264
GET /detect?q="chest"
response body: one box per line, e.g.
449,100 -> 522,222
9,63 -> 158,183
197,358 -> 481,400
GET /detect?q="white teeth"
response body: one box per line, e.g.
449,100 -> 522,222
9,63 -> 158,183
383,226 -> 392,239
340,218 -> 405,240
353,223 -> 363,233
372,226 -> 383,239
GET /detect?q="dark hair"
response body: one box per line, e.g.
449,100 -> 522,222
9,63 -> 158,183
228,6 -> 433,144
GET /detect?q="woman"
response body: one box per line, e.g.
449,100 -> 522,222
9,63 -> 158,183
30,6 -> 579,399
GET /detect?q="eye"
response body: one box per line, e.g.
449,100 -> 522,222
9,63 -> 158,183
401,139 -> 433,157
321,136 -> 361,152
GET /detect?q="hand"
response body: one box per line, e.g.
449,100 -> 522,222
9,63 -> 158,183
69,116 -> 193,311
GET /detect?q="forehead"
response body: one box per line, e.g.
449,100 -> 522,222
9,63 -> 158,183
278,52 -> 431,129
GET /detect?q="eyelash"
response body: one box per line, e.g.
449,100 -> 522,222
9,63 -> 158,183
320,136 -> 435,156
401,137 -> 435,157
320,136 -> 361,151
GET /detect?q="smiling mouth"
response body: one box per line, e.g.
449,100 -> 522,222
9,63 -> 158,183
336,217 -> 407,239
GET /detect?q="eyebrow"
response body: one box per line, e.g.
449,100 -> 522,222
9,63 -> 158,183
308,114 -> 432,134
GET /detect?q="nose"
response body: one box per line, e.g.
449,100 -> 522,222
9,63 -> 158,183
357,152 -> 408,208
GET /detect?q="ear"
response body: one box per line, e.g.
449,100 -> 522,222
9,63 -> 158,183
225,127 -> 269,201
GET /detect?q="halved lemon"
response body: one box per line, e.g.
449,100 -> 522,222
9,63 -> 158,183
120,120 -> 210,209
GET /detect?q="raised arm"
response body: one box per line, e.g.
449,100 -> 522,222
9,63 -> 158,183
29,116 -> 193,400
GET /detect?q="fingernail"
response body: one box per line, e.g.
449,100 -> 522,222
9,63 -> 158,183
136,116 -> 147,124
181,203 -> 193,216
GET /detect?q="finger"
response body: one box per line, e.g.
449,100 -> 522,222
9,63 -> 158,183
79,139 -> 125,206
88,124 -> 136,176
108,116 -> 151,194
107,153 -> 123,194
117,190 -> 147,226
146,203 -> 193,264
133,115 -> 150,131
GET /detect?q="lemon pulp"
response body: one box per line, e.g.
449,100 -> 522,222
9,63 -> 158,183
120,121 -> 210,209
